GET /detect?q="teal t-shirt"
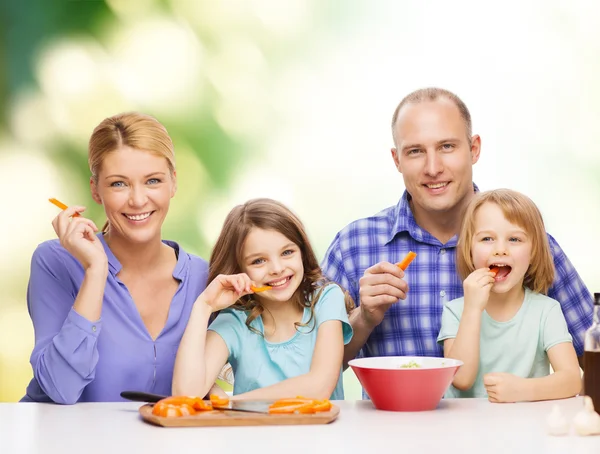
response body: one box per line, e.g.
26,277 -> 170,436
208,284 -> 353,400
437,287 -> 573,398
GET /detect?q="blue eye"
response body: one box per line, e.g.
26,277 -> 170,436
441,143 -> 455,151
251,258 -> 265,265
110,181 -> 126,188
406,149 -> 422,155
282,249 -> 295,256
147,178 -> 161,185
509,237 -> 522,242
481,237 -> 493,242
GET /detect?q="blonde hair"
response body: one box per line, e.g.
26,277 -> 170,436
208,198 -> 354,334
88,112 -> 176,233
391,87 -> 472,146
456,189 -> 555,294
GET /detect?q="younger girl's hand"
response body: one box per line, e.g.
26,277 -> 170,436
462,267 -> 496,311
483,372 -> 525,403
200,273 -> 253,312
51,206 -> 107,271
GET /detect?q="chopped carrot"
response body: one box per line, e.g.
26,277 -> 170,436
396,251 -> 417,271
489,266 -> 499,276
251,285 -> 271,293
267,398 -> 333,414
209,394 -> 230,407
152,396 -> 212,417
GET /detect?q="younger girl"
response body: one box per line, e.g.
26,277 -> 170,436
173,198 -> 353,400
438,189 -> 581,402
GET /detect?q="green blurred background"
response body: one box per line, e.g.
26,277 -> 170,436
1,0 -> 599,402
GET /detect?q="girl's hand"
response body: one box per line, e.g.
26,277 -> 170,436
462,267 -> 495,311
199,273 -> 253,312
51,206 -> 107,271
483,372 -> 525,403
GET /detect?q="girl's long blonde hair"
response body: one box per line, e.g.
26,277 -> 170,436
456,188 -> 555,294
209,198 -> 354,334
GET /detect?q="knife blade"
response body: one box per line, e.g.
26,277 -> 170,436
120,391 -> 271,414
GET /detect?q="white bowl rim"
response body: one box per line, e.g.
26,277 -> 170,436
348,356 -> 463,370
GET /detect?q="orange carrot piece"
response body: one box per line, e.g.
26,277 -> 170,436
49,198 -> 80,217
396,251 -> 417,270
251,285 -> 271,293
209,394 -> 230,407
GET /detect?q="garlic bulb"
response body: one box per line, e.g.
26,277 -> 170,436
546,404 -> 569,436
573,396 -> 600,436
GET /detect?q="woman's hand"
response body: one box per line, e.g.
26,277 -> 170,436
51,206 -> 107,271
198,273 -> 254,312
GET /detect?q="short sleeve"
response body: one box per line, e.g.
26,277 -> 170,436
208,309 -> 246,362
314,284 -> 353,345
437,299 -> 463,343
542,302 -> 573,352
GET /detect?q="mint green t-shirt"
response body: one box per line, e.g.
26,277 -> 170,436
437,287 -> 573,398
208,284 -> 353,400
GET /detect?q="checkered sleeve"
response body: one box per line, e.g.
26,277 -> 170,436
321,232 -> 359,306
546,233 -> 594,357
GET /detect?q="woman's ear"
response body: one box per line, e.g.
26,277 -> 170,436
90,177 -> 102,204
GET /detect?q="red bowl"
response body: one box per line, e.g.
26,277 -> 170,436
348,356 -> 463,411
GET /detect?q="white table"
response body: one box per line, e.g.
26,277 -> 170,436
1,397 -> 599,454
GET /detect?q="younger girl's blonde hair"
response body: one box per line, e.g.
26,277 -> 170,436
456,189 -> 555,294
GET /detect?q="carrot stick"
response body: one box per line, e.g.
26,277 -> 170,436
489,267 -> 499,276
251,285 -> 271,293
396,251 -> 417,270
49,198 -> 80,217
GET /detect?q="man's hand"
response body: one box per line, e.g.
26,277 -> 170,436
358,262 -> 408,328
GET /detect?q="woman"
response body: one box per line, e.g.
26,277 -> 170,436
21,112 -> 212,404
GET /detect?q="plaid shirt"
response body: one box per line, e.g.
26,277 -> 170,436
321,187 -> 594,358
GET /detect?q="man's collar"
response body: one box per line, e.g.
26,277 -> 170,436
387,182 -> 479,245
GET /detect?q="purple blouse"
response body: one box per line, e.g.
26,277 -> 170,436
21,234 -> 208,404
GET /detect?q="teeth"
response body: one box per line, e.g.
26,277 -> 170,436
125,212 -> 151,221
426,182 -> 447,189
269,277 -> 289,287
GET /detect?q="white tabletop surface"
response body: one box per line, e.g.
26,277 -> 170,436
1,397 -> 599,454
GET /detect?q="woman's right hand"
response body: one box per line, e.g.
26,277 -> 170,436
199,273 -> 254,312
52,206 -> 107,271
463,267 -> 495,311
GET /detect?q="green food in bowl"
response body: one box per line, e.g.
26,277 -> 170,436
399,360 -> 421,368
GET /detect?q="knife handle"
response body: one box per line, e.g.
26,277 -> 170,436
120,391 -> 167,403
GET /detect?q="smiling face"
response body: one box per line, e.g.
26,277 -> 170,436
391,98 -> 481,219
91,146 -> 176,244
241,227 -> 304,304
470,202 -> 533,294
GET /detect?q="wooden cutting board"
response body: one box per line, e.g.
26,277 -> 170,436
139,403 -> 340,427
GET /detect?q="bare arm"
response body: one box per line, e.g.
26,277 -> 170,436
173,273 -> 253,397
233,320 -> 344,401
172,302 -> 229,397
520,343 -> 581,401
444,308 -> 483,390
446,268 -> 495,390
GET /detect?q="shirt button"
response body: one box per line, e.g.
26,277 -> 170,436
440,249 -> 446,255
440,290 -> 446,297
92,325 -> 97,332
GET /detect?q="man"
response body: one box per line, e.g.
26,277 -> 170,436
321,87 -> 593,369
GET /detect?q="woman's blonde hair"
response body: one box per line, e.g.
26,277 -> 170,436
456,189 -> 555,294
208,198 -> 354,335
88,112 -> 176,233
